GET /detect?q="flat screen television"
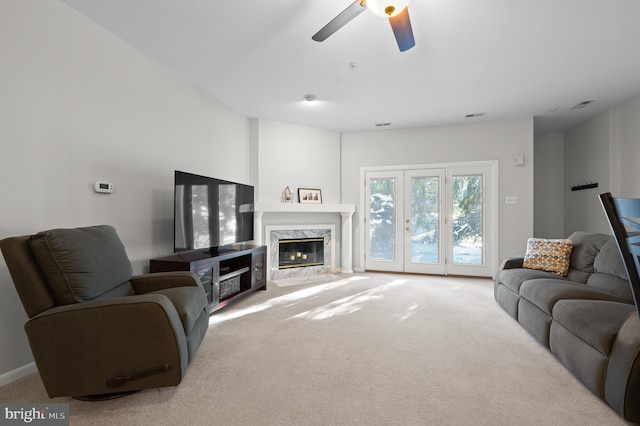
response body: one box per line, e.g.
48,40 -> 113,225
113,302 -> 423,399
174,170 -> 254,253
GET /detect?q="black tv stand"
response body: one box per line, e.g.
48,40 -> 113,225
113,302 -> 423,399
149,244 -> 267,313
206,245 -> 238,255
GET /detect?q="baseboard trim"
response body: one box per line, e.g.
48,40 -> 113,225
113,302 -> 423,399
0,362 -> 37,387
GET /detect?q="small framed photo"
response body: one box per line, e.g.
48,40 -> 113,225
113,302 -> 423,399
298,188 -> 322,204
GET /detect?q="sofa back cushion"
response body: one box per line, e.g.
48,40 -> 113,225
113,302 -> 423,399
29,225 -> 134,305
588,238 -> 634,302
565,232 -> 612,283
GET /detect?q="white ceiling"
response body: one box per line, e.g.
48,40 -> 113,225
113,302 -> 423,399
61,0 -> 640,133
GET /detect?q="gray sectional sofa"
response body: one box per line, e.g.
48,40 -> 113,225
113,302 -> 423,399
495,231 -> 640,422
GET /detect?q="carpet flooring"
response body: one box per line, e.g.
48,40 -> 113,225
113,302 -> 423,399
0,273 -> 628,425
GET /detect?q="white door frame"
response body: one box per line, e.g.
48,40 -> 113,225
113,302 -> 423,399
359,160 -> 499,277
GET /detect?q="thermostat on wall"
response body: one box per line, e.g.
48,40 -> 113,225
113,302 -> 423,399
93,181 -> 114,194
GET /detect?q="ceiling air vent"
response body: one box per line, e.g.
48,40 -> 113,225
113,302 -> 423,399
572,100 -> 595,110
375,122 -> 392,127
465,112 -> 486,118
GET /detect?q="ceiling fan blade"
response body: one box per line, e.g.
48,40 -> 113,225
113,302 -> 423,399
312,0 -> 367,42
388,7 -> 415,52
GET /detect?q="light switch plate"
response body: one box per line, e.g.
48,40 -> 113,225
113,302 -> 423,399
515,154 -> 525,166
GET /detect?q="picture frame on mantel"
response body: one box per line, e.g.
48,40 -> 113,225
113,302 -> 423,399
298,188 -> 322,204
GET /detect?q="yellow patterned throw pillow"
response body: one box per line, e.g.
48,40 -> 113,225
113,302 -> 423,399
523,238 -> 573,276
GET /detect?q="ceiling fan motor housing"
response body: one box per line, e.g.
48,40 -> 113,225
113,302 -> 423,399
366,0 -> 411,18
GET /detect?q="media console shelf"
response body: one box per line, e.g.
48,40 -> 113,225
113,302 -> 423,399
149,244 -> 266,313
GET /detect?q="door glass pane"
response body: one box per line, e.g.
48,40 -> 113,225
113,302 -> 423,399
411,176 -> 439,263
369,178 -> 397,261
452,175 -> 483,265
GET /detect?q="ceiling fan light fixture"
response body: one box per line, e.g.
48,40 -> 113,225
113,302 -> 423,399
303,94 -> 318,102
366,0 -> 411,18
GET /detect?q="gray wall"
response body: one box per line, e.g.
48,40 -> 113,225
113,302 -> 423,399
612,96 -> 640,197
563,112 -> 611,235
562,95 -> 640,235
533,133 -> 565,238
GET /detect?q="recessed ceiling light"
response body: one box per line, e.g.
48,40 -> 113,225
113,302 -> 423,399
303,94 -> 318,102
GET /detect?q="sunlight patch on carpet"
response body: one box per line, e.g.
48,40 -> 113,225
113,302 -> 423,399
273,273 -> 343,287
291,278 -> 409,321
208,275 -> 369,325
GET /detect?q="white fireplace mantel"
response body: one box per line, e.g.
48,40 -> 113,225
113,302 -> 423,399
254,203 -> 355,214
254,203 -> 355,274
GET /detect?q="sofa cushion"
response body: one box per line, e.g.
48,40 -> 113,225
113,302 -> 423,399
587,274 -> 634,304
552,300 -> 635,355
499,268 -> 567,294
586,239 -> 634,302
523,238 -> 573,276
520,279 -> 627,316
29,225 -> 133,305
593,239 -> 628,279
567,232 -> 612,274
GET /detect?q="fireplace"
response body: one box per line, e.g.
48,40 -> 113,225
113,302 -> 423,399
266,225 -> 335,280
278,238 -> 324,269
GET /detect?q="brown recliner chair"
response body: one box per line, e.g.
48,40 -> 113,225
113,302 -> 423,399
0,225 -> 209,399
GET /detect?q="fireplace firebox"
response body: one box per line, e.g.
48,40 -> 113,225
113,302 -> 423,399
278,237 -> 324,269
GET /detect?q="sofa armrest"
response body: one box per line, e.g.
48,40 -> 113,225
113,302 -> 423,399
498,257 -> 525,271
24,294 -> 188,397
605,312 -> 640,422
131,271 -> 201,295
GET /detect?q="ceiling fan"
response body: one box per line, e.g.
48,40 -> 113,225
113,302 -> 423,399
312,0 -> 415,52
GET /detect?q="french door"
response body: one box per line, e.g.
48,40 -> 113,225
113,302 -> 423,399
364,163 -> 496,277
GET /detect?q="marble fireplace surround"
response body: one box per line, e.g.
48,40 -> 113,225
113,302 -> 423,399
266,225 -> 334,281
254,203 -> 355,280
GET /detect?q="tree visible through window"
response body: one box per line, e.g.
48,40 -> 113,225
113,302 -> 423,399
410,176 -> 439,263
452,175 -> 483,264
369,178 -> 396,261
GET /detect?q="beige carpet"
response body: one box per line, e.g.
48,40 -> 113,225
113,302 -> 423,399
272,273 -> 343,287
0,273 -> 628,425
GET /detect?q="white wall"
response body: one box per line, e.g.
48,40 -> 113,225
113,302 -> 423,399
251,118 -> 344,264
341,118 -> 535,270
0,0 -> 250,379
252,118 -> 341,204
533,132 -> 565,238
